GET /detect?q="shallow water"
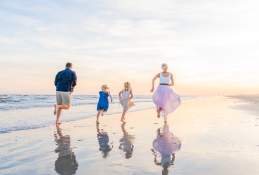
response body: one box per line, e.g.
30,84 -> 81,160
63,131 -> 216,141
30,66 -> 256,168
0,95 -> 192,133
0,96 -> 259,175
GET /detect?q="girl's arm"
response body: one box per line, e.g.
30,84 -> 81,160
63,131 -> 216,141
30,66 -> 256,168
118,91 -> 122,101
170,73 -> 175,86
109,92 -> 113,103
150,73 -> 160,92
129,90 -> 133,99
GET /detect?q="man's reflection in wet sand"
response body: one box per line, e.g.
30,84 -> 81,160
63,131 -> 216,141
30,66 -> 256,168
54,125 -> 78,175
119,123 -> 135,159
96,123 -> 113,158
151,123 -> 181,175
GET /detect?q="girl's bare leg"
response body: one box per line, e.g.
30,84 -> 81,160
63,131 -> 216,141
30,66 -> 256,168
121,109 -> 127,123
96,110 -> 102,123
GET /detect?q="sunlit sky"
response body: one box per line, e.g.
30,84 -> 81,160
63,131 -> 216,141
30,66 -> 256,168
0,0 -> 258,95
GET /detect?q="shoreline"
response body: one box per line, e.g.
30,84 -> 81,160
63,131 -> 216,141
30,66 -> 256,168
1,96 -> 259,175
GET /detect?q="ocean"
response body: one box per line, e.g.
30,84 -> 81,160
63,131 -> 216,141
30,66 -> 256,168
0,94 -> 190,134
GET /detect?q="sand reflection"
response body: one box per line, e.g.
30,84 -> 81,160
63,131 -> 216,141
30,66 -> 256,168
152,123 -> 181,175
119,123 -> 135,159
54,125 -> 78,175
96,123 -> 113,158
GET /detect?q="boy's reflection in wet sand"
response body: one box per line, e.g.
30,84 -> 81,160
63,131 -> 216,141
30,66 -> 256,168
54,125 -> 78,175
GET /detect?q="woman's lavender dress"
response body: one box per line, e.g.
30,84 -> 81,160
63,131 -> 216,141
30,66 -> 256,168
152,85 -> 181,116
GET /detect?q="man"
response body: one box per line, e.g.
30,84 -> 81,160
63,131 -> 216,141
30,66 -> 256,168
54,62 -> 77,125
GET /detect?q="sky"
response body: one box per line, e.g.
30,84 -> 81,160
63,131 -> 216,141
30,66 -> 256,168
0,0 -> 258,95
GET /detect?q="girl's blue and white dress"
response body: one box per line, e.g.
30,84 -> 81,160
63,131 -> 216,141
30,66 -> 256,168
97,91 -> 109,112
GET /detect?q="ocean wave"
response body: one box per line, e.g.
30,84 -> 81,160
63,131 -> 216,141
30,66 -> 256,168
0,94 -> 153,111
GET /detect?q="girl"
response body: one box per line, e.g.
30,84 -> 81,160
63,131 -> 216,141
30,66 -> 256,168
119,82 -> 134,123
151,63 -> 181,121
96,85 -> 113,123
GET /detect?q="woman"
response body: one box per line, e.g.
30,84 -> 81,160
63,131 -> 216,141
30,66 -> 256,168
151,63 -> 181,120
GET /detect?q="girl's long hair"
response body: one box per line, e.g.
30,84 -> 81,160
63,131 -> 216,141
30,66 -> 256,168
124,82 -> 131,91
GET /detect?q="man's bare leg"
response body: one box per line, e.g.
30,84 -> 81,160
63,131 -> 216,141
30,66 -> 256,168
54,105 -> 57,115
55,104 -> 70,125
56,108 -> 62,125
157,108 -> 162,118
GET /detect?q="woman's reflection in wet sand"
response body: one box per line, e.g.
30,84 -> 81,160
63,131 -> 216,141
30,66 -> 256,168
151,123 -> 181,175
119,123 -> 135,159
96,123 -> 113,158
54,125 -> 78,175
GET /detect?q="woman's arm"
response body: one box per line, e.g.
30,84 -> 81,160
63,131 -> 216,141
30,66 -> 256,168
170,73 -> 175,86
150,73 -> 160,92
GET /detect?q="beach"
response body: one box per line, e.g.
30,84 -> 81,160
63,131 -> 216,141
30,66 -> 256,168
1,96 -> 259,175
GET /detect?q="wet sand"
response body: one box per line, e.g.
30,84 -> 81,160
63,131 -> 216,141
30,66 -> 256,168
1,96 -> 259,175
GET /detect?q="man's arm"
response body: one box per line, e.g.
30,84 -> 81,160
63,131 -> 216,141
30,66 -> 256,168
54,72 -> 60,86
72,71 -> 77,88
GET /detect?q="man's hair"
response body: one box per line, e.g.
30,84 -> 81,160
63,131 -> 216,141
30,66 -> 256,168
66,62 -> 72,68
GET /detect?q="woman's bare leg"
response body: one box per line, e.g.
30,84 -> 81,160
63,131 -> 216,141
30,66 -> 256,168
164,115 -> 168,123
157,107 -> 162,118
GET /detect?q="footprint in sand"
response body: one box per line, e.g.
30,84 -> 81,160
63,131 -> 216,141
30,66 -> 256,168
153,122 -> 159,125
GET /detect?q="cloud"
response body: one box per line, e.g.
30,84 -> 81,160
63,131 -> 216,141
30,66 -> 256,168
0,0 -> 258,94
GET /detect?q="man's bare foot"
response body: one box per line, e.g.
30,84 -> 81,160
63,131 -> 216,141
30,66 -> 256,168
54,105 -> 57,115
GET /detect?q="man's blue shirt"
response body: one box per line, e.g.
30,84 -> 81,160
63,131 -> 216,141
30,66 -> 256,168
55,68 -> 77,92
